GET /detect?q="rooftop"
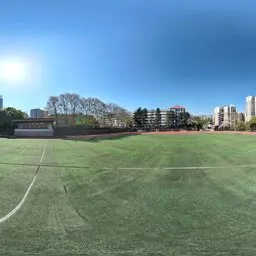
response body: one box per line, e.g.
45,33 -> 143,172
171,105 -> 185,109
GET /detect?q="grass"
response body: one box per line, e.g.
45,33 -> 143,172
1,134 -> 256,255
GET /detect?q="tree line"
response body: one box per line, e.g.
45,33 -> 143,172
45,93 -> 133,128
232,118 -> 256,132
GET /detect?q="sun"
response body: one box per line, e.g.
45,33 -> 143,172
0,60 -> 27,83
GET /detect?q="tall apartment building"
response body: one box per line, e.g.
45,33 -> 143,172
147,105 -> 186,126
0,95 -> 3,109
214,107 -> 223,126
237,112 -> 245,122
245,96 -> 256,122
30,108 -> 48,118
214,105 -> 237,128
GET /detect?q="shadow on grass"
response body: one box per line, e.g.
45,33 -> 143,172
61,132 -> 139,143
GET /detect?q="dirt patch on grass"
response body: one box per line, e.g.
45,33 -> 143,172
63,132 -> 138,139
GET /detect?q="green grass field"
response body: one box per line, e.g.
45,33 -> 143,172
1,133 -> 256,255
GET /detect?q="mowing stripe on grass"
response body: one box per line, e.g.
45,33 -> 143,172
0,163 -> 255,170
0,141 -> 47,224
103,165 -> 256,170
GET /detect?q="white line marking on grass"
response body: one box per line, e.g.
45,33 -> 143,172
163,166 -> 226,170
0,174 -> 37,224
0,141 -> 47,224
40,142 -> 48,163
103,164 -> 256,170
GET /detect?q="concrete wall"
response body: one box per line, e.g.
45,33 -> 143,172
14,129 -> 54,137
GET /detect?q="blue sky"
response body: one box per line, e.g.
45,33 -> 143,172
1,0 -> 256,115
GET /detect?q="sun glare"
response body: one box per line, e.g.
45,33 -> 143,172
0,60 -> 28,83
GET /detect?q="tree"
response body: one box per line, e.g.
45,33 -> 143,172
22,112 -> 29,119
68,93 -> 81,125
166,110 -> 175,129
46,96 -> 59,116
58,93 -> 70,115
79,97 -> 107,125
46,96 -> 59,126
178,111 -> 190,128
133,107 -> 148,129
0,107 -> 26,134
90,98 -> 107,122
155,108 -> 161,128
46,93 -> 131,128
79,97 -> 91,115
247,117 -> 256,131
118,110 -> 133,128
107,103 -> 123,126
5,107 -> 26,120
141,108 -> 148,128
47,93 -> 81,117
69,93 -> 80,115
133,107 -> 142,128
204,117 -> 212,125
179,112 -> 184,128
184,112 -> 190,126
76,114 -> 99,127
125,116 -> 134,128
103,103 -> 132,127
235,121 -> 246,131
192,117 -> 204,131
56,93 -> 81,125
179,112 -> 185,128
190,115 -> 212,130
0,110 -> 11,132
103,112 -> 115,127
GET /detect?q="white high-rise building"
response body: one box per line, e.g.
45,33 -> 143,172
224,105 -> 236,128
214,105 -> 237,128
245,96 -> 256,122
214,107 -> 223,126
146,105 -> 186,127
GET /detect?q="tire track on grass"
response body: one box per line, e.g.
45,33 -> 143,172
45,143 -> 87,234
0,141 -> 47,224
